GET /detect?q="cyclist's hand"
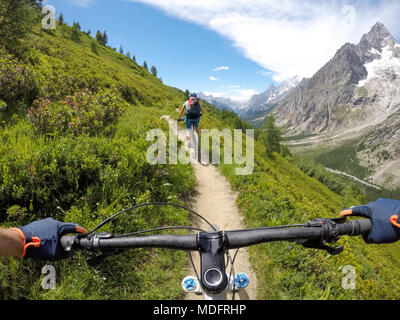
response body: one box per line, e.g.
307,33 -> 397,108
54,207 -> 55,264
340,198 -> 400,244
16,218 -> 87,261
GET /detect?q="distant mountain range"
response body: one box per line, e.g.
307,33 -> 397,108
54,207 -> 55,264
273,22 -> 400,189
237,76 -> 302,126
198,75 -> 302,126
197,93 -> 241,112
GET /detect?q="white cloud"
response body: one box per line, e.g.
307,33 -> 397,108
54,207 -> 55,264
212,66 -> 230,71
203,88 -> 258,102
209,76 -> 219,81
128,0 -> 400,82
229,89 -> 258,102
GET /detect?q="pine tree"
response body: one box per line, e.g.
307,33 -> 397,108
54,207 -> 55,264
73,21 -> 81,31
258,115 -> 282,157
184,90 -> 190,100
59,12 -> 64,25
143,61 -> 148,71
132,55 -> 136,63
71,24 -> 81,42
126,52 -> 131,59
150,66 -> 157,77
96,30 -> 104,44
102,31 -> 108,46
119,45 -> 124,55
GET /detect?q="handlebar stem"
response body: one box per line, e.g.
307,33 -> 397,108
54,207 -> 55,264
196,231 -> 229,295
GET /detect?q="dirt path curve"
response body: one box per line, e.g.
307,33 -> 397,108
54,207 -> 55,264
162,116 -> 258,300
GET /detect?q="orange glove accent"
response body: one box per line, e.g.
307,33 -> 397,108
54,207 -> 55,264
340,209 -> 353,216
390,215 -> 400,228
10,228 -> 41,258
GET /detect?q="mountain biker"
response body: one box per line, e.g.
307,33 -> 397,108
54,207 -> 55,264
177,93 -> 204,146
0,218 -> 87,261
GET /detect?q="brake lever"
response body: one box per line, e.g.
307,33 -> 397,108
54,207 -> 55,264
295,217 -> 346,255
295,239 -> 343,255
83,232 -> 127,266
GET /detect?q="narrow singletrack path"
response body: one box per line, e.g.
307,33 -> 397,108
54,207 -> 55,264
162,116 -> 258,300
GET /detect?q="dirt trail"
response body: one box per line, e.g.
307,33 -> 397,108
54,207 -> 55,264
161,116 -> 258,300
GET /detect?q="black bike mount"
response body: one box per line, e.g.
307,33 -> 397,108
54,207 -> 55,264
295,217 -> 346,255
196,231 -> 228,295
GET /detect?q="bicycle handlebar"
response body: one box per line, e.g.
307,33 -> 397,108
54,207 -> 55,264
61,218 -> 371,252
60,218 -> 371,295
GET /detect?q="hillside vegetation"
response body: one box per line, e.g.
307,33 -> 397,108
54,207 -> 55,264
0,5 -> 196,299
1,2 -> 400,300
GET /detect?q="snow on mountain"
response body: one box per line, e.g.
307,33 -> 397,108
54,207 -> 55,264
238,75 -> 302,116
357,45 -> 400,87
266,75 -> 303,104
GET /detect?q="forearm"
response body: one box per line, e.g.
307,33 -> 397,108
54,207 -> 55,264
178,106 -> 185,118
0,228 -> 24,257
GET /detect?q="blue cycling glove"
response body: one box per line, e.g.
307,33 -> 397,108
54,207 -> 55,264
340,198 -> 400,244
14,218 -> 87,261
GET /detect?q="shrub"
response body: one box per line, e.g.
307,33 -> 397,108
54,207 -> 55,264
0,49 -> 38,115
27,87 -> 128,136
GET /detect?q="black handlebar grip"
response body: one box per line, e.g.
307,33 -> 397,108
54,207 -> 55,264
336,219 -> 372,236
353,219 -> 372,234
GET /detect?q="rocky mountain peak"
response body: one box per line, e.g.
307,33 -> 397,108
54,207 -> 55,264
358,22 -> 398,61
364,22 -> 393,42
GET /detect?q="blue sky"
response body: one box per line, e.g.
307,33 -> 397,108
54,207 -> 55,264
44,0 -> 400,102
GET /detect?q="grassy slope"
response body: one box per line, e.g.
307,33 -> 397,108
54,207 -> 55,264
1,22 -> 400,300
0,24 -> 195,299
